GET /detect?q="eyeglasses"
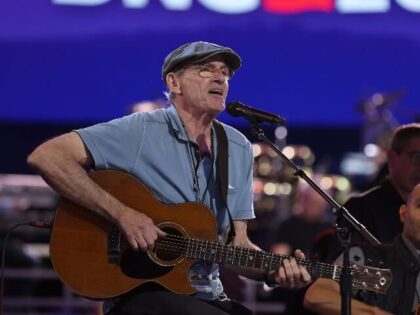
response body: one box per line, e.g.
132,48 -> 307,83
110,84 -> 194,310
189,63 -> 233,81
401,151 -> 420,165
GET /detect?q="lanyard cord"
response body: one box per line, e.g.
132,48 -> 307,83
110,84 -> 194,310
184,127 -> 214,204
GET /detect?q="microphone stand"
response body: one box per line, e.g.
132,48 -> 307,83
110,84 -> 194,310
248,120 -> 381,315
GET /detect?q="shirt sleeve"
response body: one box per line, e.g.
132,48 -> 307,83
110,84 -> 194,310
75,113 -> 145,173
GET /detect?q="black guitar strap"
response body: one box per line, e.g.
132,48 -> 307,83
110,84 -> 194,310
213,119 -> 236,244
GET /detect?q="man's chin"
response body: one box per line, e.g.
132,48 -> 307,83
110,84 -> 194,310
209,102 -> 225,115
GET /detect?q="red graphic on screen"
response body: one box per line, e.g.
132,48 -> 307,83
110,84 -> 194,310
262,0 -> 334,14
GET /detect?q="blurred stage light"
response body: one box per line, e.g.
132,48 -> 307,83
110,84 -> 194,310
340,152 -> 377,176
263,182 -> 277,195
364,143 -> 380,157
282,146 -> 295,159
336,177 -> 351,191
320,176 -> 333,190
274,126 -> 288,140
252,143 -> 262,157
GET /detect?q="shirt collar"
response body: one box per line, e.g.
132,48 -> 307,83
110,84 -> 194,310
164,104 -> 217,153
165,104 -> 189,142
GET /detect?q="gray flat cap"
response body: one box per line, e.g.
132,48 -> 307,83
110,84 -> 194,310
162,41 -> 242,83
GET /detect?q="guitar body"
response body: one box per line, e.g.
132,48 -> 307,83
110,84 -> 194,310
50,170 -> 218,299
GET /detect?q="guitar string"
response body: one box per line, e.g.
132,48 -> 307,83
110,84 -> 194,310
153,244 -> 377,290
152,237 -> 380,287
149,234 -> 365,276
155,235 -> 387,284
158,236 -> 372,274
152,241 -> 376,288
154,234 -> 385,277
156,234 -> 336,272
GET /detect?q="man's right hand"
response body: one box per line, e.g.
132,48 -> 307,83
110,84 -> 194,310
118,207 -> 166,251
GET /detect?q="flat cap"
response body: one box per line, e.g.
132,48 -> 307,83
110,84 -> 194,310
162,41 -> 242,83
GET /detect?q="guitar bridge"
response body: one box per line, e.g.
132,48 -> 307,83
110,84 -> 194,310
108,226 -> 121,264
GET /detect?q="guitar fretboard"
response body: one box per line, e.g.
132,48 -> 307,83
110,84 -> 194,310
155,234 -> 341,281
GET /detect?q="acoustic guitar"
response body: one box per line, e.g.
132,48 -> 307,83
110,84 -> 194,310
49,170 -> 392,299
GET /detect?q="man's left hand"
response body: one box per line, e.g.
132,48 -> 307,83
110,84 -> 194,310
270,249 -> 312,289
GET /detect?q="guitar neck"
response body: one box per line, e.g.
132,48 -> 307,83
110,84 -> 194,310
156,235 -> 340,281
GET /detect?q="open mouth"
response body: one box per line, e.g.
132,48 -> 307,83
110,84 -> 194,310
208,89 -> 223,96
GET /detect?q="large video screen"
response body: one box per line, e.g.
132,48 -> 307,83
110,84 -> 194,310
1,0 -> 419,125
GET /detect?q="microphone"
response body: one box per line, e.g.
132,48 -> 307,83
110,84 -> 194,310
226,101 -> 286,126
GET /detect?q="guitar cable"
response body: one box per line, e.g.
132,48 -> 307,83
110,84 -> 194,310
0,221 -> 51,315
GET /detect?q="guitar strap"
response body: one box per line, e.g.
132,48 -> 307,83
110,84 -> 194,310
213,119 -> 236,244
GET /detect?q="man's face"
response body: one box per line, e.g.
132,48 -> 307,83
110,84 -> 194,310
172,56 -> 230,116
388,137 -> 420,198
401,184 -> 420,248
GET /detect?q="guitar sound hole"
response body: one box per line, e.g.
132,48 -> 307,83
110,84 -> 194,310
154,227 -> 183,262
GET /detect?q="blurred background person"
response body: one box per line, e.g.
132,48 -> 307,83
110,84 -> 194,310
330,123 -> 420,261
304,183 -> 420,315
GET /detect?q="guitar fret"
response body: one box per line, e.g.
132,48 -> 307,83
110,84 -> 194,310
227,245 -> 234,264
209,241 -> 214,261
232,246 -> 236,265
332,266 -> 337,280
208,241 -> 212,261
209,241 -> 215,262
238,247 -> 243,267
262,252 -> 269,269
194,239 -> 199,259
219,244 -> 224,263
246,248 -> 255,268
306,260 -> 313,275
267,253 -> 274,270
186,238 -> 191,258
191,238 -> 195,258
201,240 -> 206,260
203,240 -> 208,260
202,240 -> 206,259
206,241 -> 211,261
186,238 -> 190,258
256,251 -> 262,269
191,238 -> 196,259
265,253 -> 270,269
219,243 -> 225,263
257,251 -> 263,269
240,247 -> 246,267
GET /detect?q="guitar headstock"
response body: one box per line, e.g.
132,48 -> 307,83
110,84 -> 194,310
351,264 -> 392,295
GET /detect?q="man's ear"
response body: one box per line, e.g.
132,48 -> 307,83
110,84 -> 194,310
166,73 -> 182,95
400,204 -> 407,223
